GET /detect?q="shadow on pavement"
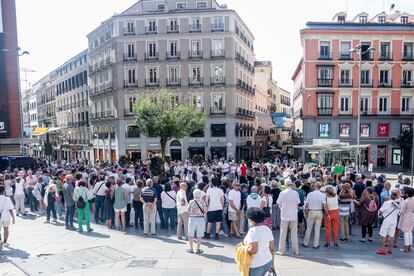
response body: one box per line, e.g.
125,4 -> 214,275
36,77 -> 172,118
79,231 -> 110,238
0,246 -> 30,261
200,253 -> 234,263
154,235 -> 187,245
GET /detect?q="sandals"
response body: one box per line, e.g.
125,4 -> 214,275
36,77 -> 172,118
187,249 -> 203,254
195,249 -> 204,254
187,249 -> 194,254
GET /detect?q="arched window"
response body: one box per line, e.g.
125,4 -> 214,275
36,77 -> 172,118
126,125 -> 140,138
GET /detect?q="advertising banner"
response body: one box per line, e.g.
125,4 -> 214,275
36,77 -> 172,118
377,123 -> 389,137
271,112 -> 288,129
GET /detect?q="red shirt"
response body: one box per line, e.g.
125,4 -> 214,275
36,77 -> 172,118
240,164 -> 247,177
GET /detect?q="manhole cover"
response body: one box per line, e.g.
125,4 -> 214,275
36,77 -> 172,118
13,246 -> 133,276
127,259 -> 158,268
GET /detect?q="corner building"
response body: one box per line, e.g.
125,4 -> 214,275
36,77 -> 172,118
294,11 -> 414,170
88,0 -> 256,162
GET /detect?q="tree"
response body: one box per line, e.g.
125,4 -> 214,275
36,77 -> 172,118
396,129 -> 413,149
134,89 -> 206,159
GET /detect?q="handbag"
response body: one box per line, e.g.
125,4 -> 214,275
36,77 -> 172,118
267,268 -> 277,276
263,196 -> 271,218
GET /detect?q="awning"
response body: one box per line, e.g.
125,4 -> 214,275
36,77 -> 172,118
32,127 -> 49,136
32,127 -> 63,136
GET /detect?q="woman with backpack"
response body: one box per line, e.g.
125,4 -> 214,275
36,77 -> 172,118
356,186 -> 379,242
74,180 -> 94,233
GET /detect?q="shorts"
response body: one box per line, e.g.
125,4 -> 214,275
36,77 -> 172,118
379,220 -> 397,237
0,220 -> 11,228
207,210 -> 223,223
188,217 -> 206,238
228,212 -> 239,221
114,207 -> 127,212
298,210 -> 305,223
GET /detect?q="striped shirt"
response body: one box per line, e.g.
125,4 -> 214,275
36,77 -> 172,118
338,195 -> 352,216
141,186 -> 156,203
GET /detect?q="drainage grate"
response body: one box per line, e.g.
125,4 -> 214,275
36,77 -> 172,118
127,259 -> 158,268
12,246 -> 133,276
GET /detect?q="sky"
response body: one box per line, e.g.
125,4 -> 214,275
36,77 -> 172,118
16,0 -> 414,91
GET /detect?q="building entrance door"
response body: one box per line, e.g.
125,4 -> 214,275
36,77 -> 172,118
377,145 -> 387,168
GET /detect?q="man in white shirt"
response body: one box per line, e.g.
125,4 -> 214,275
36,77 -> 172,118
0,185 -> 15,250
93,175 -> 107,224
276,179 -> 300,255
246,186 -> 262,209
176,182 -> 189,240
122,177 -> 135,227
205,177 -> 224,239
25,170 -> 38,212
228,181 -> 241,238
14,172 -> 26,216
302,182 -> 326,248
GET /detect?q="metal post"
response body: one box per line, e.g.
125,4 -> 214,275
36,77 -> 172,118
16,52 -> 24,156
356,52 -> 362,174
411,114 -> 414,185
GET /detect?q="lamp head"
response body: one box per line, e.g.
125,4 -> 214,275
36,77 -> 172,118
368,47 -> 375,52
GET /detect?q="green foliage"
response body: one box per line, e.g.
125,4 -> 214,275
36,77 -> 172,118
396,130 -> 413,149
134,89 -> 206,158
150,156 -> 165,179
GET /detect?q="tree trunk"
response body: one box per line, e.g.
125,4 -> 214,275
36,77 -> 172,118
160,138 -> 167,160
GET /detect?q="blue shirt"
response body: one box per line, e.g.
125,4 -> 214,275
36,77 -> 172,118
380,189 -> 389,205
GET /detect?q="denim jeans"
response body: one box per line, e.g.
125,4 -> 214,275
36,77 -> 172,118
46,201 -> 57,221
94,195 -> 105,223
55,201 -> 64,217
28,188 -> 38,212
221,210 -> 230,234
133,200 -> 144,229
162,207 -> 176,231
249,261 -> 272,276
65,205 -> 75,228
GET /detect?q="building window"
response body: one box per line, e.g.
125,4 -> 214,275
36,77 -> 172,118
378,16 -> 386,23
360,97 -> 369,113
176,3 -> 186,10
401,16 -> 409,24
168,66 -> 180,84
168,20 -> 179,33
148,68 -> 158,84
127,69 -> 136,84
190,94 -> 203,109
340,96 -> 351,113
338,15 -> 346,23
147,42 -> 157,58
212,94 -> 224,112
169,41 -> 178,57
361,42 -> 373,60
127,126 -> 140,138
379,97 -> 389,113
379,70 -> 390,86
319,41 -> 331,59
402,97 -> 411,113
128,97 -> 136,112
359,16 -> 368,23
403,70 -> 413,87
361,70 -> 371,86
127,43 -> 135,58
317,66 -> 333,87
380,42 -> 391,60
157,4 -> 165,11
196,2 -> 207,8
147,20 -> 157,34
126,22 -> 135,34
317,93 -> 333,116
190,40 -> 202,58
212,17 -> 224,31
340,69 -> 351,86
403,42 -> 413,60
340,42 -> 352,59
212,65 -> 224,84
211,124 -> 226,137
190,66 -> 202,84
212,39 -> 224,57
190,18 -> 202,32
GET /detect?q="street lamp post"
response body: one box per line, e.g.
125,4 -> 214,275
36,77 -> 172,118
349,45 -> 375,174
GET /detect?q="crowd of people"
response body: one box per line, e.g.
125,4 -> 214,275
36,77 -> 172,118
0,157 -> 414,275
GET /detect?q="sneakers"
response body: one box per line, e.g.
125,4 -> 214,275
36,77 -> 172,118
214,233 -> 220,240
3,242 -> 9,247
203,233 -> 210,239
376,250 -> 386,255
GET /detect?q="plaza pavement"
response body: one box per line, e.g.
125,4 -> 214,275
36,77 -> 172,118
1,210 -> 413,276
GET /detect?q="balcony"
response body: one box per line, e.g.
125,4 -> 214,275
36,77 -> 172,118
166,51 -> 180,60
123,53 -> 137,61
339,80 -> 353,87
106,57 -> 113,65
189,77 -> 203,86
236,107 -> 255,119
317,78 -> 333,87
378,80 -> 392,88
145,26 -> 157,35
401,80 -> 414,88
145,52 -> 159,61
123,28 -> 136,36
124,80 -> 138,88
402,53 -> 414,61
317,108 -> 333,116
167,25 -> 179,34
210,107 -> 226,115
211,23 -> 224,32
210,77 -> 226,85
359,108 -> 414,116
124,109 -> 135,117
166,78 -> 181,87
379,52 -> 393,61
236,79 -> 255,94
338,108 -> 353,116
145,79 -> 159,87
211,49 -> 225,59
189,50 -> 203,59
189,24 -> 202,33
361,80 -> 373,87
339,52 -> 353,60
318,52 -> 332,60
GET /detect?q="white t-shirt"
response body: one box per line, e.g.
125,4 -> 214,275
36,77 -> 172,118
0,195 -> 14,222
161,191 -> 177,209
380,200 -> 400,224
14,178 -> 26,195
247,193 -> 262,209
176,189 -> 188,214
228,189 -> 241,213
207,187 -> 224,211
276,188 -> 300,221
243,225 -> 274,268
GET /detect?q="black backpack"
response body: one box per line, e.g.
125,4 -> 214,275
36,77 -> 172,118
76,191 -> 86,209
